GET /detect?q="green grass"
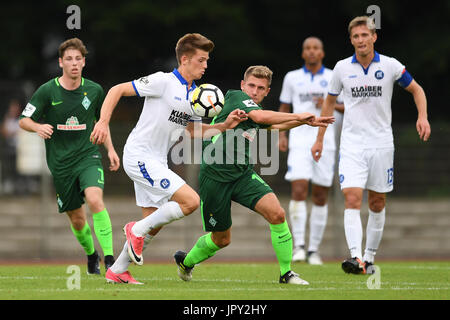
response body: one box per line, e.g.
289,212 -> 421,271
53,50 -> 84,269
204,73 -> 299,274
0,261 -> 448,300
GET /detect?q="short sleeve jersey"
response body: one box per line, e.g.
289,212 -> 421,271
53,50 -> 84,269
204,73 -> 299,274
328,51 -> 412,149
124,68 -> 201,162
200,90 -> 269,182
20,77 -> 104,174
279,66 -> 339,150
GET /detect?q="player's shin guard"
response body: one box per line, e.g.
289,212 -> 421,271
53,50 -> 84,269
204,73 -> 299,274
93,208 -> 114,257
269,221 -> 293,276
71,222 -> 95,256
183,233 -> 220,268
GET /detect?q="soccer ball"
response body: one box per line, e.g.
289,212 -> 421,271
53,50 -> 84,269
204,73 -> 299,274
190,84 -> 224,118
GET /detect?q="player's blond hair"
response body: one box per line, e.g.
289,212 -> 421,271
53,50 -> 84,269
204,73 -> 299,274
243,65 -> 273,86
58,38 -> 88,58
348,16 -> 376,35
175,33 -> 214,64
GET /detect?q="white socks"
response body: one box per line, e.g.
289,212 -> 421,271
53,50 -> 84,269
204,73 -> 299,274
308,204 -> 328,252
289,200 -> 328,251
344,208 -> 386,262
363,208 -> 385,263
110,201 -> 185,274
132,201 -> 184,237
289,200 -> 307,247
110,234 -> 153,274
344,209 -> 363,260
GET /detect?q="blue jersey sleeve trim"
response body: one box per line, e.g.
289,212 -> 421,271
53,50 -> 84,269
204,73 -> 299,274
397,69 -> 413,88
131,81 -> 141,97
328,92 -> 339,96
189,118 -> 203,122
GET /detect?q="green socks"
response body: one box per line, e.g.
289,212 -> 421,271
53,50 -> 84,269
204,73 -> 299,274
270,221 -> 293,276
184,233 -> 221,268
70,208 -> 114,257
92,208 -> 114,257
71,223 -> 95,256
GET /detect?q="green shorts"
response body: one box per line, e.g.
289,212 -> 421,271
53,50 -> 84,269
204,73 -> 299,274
52,158 -> 105,213
199,169 -> 273,232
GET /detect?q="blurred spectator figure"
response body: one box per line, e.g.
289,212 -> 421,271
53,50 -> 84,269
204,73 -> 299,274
0,99 -> 21,194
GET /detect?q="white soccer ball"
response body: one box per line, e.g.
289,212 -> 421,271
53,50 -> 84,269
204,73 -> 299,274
190,84 -> 224,118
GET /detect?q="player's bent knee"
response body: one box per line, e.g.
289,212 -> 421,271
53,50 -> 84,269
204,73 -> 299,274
179,195 -> 200,216
268,207 -> 286,225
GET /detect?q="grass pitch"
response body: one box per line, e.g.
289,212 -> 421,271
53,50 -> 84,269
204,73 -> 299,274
0,261 -> 448,300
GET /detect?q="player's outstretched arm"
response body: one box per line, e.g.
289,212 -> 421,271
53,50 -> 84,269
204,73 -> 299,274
248,109 -> 315,125
19,117 -> 54,140
90,82 -> 137,145
186,109 -> 248,139
404,80 -> 431,141
270,115 -> 335,131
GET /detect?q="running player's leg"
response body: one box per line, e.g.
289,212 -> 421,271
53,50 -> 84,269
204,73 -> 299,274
253,192 -> 309,285
67,207 -> 95,256
80,163 -> 115,268
55,172 -> 97,259
66,207 -> 100,275
253,192 -> 292,274
131,183 -> 198,237
175,174 -> 232,281
110,207 -> 160,275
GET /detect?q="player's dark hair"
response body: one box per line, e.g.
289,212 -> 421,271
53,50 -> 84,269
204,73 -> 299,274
175,33 -> 214,64
58,38 -> 88,58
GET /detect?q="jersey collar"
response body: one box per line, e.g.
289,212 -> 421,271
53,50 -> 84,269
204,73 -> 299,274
172,68 -> 197,89
351,51 -> 380,74
351,51 -> 380,63
172,68 -> 197,100
302,65 -> 325,81
54,77 -> 85,88
302,65 -> 325,75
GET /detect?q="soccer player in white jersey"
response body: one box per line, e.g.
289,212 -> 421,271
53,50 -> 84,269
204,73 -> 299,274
311,16 -> 431,274
90,33 -> 247,284
279,37 -> 344,265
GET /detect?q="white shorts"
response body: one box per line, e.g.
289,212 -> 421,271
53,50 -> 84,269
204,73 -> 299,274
338,146 -> 394,193
285,147 -> 336,187
123,154 -> 185,208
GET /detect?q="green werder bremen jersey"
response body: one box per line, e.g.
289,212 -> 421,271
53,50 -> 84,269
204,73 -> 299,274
200,89 -> 270,182
20,77 -> 105,174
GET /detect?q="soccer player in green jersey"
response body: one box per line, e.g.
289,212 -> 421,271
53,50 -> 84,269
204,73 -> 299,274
19,38 -> 120,274
174,65 -> 335,284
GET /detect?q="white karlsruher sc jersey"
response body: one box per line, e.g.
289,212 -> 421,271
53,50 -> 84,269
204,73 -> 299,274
328,51 -> 412,149
279,66 -> 339,151
124,69 -> 201,162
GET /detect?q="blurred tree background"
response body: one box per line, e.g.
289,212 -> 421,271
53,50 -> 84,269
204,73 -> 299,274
0,0 -> 449,196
